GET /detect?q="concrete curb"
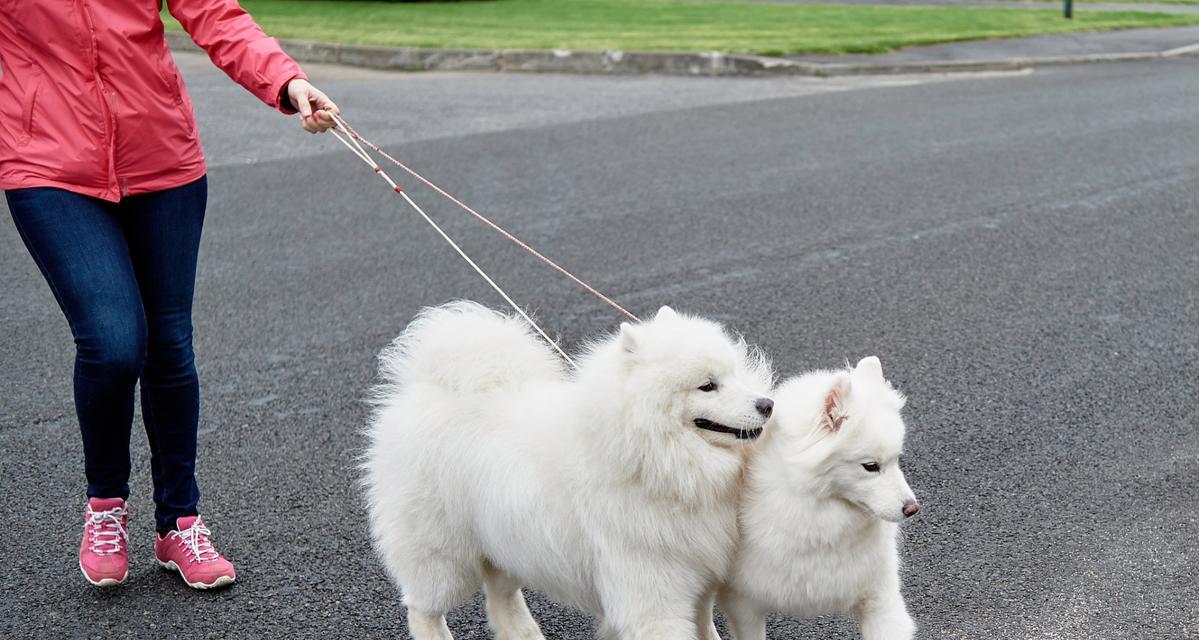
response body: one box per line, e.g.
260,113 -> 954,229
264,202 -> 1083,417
164,30 -> 1199,77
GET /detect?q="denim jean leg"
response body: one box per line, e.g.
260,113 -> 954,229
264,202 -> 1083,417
73,305 -> 147,501
119,176 -> 207,532
6,188 -> 146,501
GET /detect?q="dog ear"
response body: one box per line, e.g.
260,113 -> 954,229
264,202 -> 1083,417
654,306 -> 677,321
620,322 -> 639,354
855,356 -> 883,380
822,374 -> 851,432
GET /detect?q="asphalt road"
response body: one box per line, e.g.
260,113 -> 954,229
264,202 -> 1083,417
2,54 -> 1197,639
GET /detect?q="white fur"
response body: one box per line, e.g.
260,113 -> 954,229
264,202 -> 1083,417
716,356 -> 919,640
362,301 -> 774,640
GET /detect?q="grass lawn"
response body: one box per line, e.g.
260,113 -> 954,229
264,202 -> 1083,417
164,0 -> 1199,55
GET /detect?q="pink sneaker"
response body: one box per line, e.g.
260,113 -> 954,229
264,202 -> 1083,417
79,497 -> 129,587
154,515 -> 236,589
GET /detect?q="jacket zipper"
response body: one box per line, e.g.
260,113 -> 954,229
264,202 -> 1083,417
78,0 -> 121,199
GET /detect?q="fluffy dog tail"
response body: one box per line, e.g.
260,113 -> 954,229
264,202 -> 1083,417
371,300 -> 566,401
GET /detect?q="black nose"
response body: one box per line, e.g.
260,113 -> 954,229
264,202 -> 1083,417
755,398 -> 774,418
903,500 -> 920,518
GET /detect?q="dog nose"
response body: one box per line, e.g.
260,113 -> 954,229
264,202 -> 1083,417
755,398 -> 773,418
902,500 -> 920,518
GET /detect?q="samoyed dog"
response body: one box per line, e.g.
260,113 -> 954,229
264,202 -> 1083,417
714,356 -> 920,640
363,301 -> 774,640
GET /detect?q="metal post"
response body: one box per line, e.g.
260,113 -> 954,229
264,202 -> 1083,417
1065,0 -> 1073,18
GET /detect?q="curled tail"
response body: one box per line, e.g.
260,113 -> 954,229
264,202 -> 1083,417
371,300 -> 566,403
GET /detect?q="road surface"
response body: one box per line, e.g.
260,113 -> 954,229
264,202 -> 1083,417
2,53 -> 1196,638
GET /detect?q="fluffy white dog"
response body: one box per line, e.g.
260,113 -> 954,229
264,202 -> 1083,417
714,356 -> 920,640
363,301 -> 775,640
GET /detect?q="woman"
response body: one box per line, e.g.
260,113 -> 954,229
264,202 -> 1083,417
1,1 -> 339,589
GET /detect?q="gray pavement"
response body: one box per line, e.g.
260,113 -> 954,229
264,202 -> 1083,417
789,24 -> 1199,64
2,52 -> 1198,638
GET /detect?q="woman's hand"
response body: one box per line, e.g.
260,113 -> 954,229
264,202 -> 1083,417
286,78 -> 339,133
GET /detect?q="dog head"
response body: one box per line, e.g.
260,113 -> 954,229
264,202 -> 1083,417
616,306 -> 774,447
773,356 -> 919,522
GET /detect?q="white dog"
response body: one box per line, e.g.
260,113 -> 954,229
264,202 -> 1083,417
363,301 -> 774,640
715,356 -> 920,640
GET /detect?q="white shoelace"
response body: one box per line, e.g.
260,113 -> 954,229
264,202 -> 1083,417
87,506 -> 128,555
176,519 -> 219,563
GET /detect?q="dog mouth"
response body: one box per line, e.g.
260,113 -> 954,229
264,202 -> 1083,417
693,418 -> 763,440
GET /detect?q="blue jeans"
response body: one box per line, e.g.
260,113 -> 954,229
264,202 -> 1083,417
6,177 -> 207,532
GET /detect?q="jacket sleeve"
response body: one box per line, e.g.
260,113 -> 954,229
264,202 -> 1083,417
166,0 -> 307,113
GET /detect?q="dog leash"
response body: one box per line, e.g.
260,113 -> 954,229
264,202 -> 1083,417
331,115 -> 639,324
327,113 -> 640,367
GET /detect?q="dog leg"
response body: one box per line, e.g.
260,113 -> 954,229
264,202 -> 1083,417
407,609 -> 454,640
600,587 -> 702,640
696,590 -> 722,640
482,561 -> 546,640
395,554 -> 480,640
856,591 -> 915,640
716,589 -> 765,640
599,603 -> 696,640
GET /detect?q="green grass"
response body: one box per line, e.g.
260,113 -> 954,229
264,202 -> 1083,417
164,0 -> 1199,55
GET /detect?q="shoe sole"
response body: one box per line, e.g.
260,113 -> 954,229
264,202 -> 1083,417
157,559 -> 236,590
79,561 -> 127,587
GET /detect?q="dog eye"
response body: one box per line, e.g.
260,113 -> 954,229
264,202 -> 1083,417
698,381 -> 718,392
861,462 -> 881,473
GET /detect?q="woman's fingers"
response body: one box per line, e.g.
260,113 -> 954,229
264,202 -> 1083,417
300,110 -> 332,134
312,109 -> 336,132
290,80 -> 319,133
312,88 -> 339,114
287,78 -> 340,133
310,89 -> 340,132
290,80 -> 315,119
299,87 -> 339,133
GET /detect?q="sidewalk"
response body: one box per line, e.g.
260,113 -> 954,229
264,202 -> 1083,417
789,24 -> 1199,69
743,0 -> 1199,13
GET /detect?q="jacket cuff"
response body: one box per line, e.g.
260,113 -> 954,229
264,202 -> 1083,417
274,71 -> 309,115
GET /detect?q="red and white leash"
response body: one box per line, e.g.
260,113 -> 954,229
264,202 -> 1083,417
326,113 -> 640,367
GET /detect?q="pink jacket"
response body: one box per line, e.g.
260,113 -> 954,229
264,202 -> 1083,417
0,0 -> 306,202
